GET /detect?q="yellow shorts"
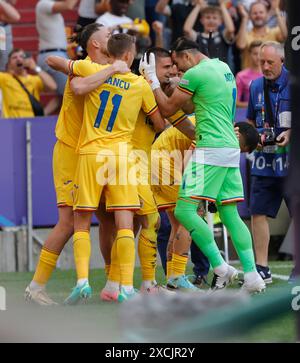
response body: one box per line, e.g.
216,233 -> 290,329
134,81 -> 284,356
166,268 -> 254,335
53,140 -> 78,207
73,153 -> 141,212
151,184 -> 179,211
136,184 -> 158,216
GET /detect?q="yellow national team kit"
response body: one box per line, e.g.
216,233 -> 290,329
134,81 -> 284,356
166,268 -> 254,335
0,72 -> 43,118
151,113 -> 196,211
70,59 -> 158,211
52,65 -> 86,207
131,110 -> 158,216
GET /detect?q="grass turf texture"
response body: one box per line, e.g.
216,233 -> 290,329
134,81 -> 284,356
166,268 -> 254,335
0,261 -> 297,342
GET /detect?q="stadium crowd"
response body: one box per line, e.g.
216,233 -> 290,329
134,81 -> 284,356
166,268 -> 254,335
0,0 -> 294,304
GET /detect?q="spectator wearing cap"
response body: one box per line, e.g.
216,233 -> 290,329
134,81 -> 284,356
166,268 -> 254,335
236,1 -> 287,69
0,0 -> 20,71
36,0 -> 79,114
0,48 -> 56,118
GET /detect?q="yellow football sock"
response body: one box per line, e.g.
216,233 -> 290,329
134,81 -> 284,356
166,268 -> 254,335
73,231 -> 91,280
108,241 -> 120,283
105,264 -> 111,278
138,213 -> 159,282
116,229 -> 135,286
32,248 -> 59,285
172,253 -> 188,278
167,260 -> 173,280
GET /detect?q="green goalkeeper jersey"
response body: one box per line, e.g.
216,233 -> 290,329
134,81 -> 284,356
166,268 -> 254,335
178,58 -> 239,150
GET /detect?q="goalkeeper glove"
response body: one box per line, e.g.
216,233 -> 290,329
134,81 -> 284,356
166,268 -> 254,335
139,52 -> 160,91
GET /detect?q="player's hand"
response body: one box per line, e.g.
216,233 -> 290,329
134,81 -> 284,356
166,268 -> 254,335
276,129 -> 291,147
234,126 -> 240,141
152,20 -> 163,35
139,52 -> 160,91
112,60 -> 130,74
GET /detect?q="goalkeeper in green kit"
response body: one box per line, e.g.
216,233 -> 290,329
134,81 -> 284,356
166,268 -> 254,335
139,37 -> 265,293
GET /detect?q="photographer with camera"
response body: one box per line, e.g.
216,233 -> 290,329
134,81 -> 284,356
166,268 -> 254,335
247,41 -> 291,284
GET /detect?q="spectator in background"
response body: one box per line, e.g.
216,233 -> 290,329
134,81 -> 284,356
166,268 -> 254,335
96,0 -> 133,29
155,0 -> 196,44
236,40 -> 262,108
247,41 -> 291,284
95,0 -> 110,16
77,0 -> 98,27
236,1 -> 287,69
266,0 -> 286,28
183,0 -> 235,65
0,48 -> 56,118
0,0 -> 20,71
36,0 -> 79,115
127,0 -> 146,20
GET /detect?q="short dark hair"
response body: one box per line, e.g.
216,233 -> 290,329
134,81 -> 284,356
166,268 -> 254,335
146,47 -> 171,60
107,33 -> 136,58
200,6 -> 222,18
171,37 -> 200,54
235,122 -> 259,153
71,23 -> 104,51
8,48 -> 24,60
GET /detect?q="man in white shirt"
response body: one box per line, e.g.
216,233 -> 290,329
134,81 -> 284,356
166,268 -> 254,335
36,0 -> 79,113
96,0 -> 132,30
77,0 -> 98,27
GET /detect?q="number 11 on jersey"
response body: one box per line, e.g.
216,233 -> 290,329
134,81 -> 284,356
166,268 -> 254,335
94,90 -> 123,132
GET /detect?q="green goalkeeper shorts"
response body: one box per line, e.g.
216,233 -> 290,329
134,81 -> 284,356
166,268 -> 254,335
178,162 -> 244,205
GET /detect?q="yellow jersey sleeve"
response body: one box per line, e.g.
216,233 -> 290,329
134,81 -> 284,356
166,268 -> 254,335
141,79 -> 158,116
70,59 -> 109,78
167,109 -> 187,127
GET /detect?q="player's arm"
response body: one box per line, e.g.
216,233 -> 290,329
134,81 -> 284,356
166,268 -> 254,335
174,117 -> 195,140
148,109 -> 167,133
70,60 -> 130,95
154,87 -> 193,117
167,110 -> 196,140
46,56 -> 69,75
0,0 -> 20,23
139,53 -> 195,117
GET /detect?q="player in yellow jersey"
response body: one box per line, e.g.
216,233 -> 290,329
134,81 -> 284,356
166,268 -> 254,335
24,23 -> 130,306
152,112 -> 199,292
64,34 -> 168,304
96,48 -> 196,300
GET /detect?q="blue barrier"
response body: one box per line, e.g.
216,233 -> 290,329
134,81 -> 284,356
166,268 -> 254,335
0,109 -> 249,227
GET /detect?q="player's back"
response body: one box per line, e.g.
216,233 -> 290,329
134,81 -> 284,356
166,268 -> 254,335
78,72 -> 157,154
179,58 -> 238,149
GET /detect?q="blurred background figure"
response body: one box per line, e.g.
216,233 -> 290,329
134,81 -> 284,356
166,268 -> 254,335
236,1 -> 287,69
236,40 -> 262,108
183,0 -> 235,66
36,0 -> 79,115
77,0 -> 98,27
0,48 -> 56,118
0,0 -> 20,71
